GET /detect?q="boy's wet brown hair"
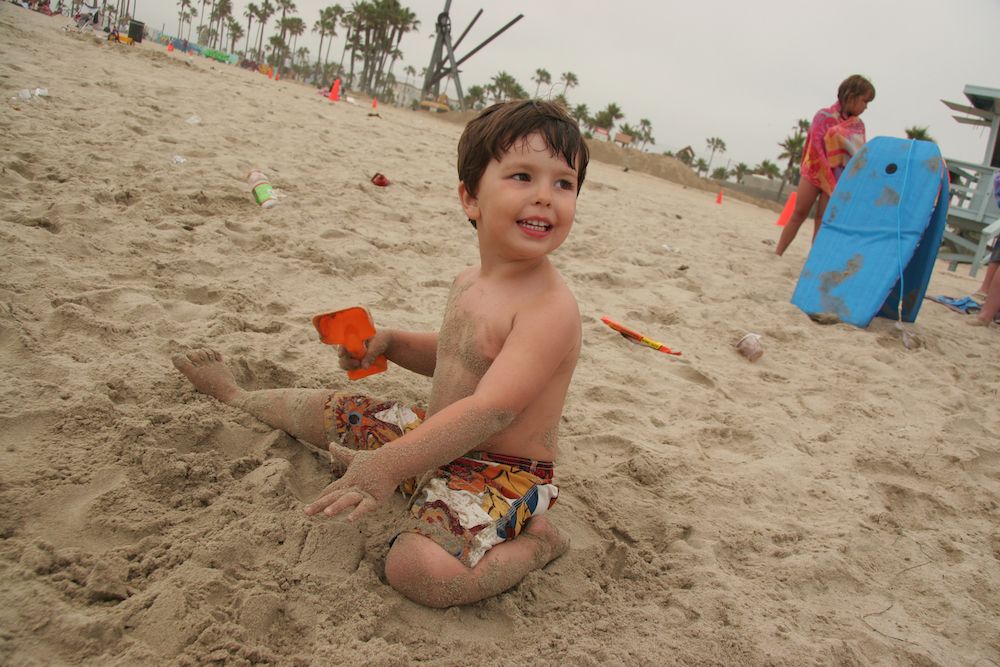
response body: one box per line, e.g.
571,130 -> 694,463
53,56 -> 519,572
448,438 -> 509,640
837,74 -> 876,108
457,100 -> 589,228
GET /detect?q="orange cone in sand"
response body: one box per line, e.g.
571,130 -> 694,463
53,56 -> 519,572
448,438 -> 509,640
775,191 -> 797,226
716,189 -> 723,204
372,98 -> 378,110
268,68 -> 273,79
167,43 -> 174,53
328,79 -> 340,102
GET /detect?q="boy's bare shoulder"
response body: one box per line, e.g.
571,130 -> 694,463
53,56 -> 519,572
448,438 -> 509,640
521,271 -> 580,332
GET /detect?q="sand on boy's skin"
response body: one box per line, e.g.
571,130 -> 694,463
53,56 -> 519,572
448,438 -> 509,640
1,6 -> 998,665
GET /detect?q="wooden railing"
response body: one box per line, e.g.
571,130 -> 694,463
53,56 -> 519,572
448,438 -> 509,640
940,158 -> 1000,276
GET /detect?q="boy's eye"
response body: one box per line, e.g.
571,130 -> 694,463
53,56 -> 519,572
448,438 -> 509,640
511,173 -> 530,182
557,179 -> 576,191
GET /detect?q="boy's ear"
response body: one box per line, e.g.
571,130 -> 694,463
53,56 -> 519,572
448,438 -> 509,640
458,182 -> 480,223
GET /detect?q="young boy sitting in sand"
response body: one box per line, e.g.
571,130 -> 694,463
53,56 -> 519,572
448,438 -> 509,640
173,100 -> 589,608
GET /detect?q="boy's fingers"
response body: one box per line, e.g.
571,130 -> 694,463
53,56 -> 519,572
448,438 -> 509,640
323,491 -> 364,517
347,496 -> 377,522
303,484 -> 344,515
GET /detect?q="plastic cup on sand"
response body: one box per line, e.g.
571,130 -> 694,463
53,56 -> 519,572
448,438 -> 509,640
735,333 -> 764,362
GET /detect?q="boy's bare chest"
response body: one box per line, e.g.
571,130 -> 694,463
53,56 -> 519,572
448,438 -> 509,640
437,285 -> 512,373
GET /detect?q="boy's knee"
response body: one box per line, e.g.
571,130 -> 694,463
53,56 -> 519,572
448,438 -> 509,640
385,533 -> 470,608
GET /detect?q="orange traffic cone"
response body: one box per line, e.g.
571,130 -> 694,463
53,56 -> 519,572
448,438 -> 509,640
372,98 -> 378,110
167,42 -> 174,53
268,68 -> 273,79
716,189 -> 723,204
328,79 -> 340,102
775,191 -> 797,226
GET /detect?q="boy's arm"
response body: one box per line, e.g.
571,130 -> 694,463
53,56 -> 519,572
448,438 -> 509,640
341,329 -> 438,377
306,296 -> 579,520
385,330 -> 438,377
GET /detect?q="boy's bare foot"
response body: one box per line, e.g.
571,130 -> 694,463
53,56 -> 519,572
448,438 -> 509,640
524,515 -> 570,566
172,348 -> 245,404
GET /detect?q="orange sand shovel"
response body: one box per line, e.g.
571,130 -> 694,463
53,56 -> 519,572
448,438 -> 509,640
312,306 -> 388,380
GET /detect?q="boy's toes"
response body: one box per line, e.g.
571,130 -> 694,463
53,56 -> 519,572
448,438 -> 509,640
171,352 -> 194,370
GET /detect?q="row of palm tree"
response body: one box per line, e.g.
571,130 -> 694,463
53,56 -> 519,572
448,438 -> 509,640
173,0 -> 419,96
462,70 -> 657,149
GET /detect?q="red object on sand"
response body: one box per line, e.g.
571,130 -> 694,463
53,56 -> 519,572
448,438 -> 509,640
775,191 -> 797,226
312,307 -> 388,380
167,43 -> 174,52
329,79 -> 340,102
601,316 -> 681,356
372,98 -> 378,110
371,173 -> 390,187
716,189 -> 723,204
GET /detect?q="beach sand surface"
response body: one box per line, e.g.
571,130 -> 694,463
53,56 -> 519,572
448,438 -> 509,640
1,6 -> 998,665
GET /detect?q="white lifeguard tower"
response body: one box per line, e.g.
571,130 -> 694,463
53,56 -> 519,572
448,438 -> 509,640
939,84 -> 1000,276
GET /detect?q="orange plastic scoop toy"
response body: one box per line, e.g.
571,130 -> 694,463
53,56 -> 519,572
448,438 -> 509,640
312,306 -> 388,380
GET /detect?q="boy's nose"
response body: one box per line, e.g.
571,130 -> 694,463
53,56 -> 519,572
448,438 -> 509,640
534,182 -> 552,205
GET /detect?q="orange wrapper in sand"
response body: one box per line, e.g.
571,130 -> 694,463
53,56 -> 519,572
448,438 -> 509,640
312,306 -> 388,380
601,316 -> 681,356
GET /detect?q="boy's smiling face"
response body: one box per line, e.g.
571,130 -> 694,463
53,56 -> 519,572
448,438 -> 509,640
459,132 -> 579,261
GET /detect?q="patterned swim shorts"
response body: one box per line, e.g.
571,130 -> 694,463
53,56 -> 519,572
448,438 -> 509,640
324,393 -> 559,567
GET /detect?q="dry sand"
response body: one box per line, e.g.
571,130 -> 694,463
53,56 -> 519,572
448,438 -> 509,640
2,6 -> 999,666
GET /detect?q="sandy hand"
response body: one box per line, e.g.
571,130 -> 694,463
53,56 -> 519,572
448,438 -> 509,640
337,329 -> 392,372
304,444 -> 398,521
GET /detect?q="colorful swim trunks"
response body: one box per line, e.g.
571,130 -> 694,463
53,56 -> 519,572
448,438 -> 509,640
324,393 -> 559,567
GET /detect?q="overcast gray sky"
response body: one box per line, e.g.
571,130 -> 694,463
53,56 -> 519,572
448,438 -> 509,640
140,0 -> 1000,168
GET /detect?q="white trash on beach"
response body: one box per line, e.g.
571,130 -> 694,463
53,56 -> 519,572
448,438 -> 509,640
172,155 -> 187,164
17,89 -> 31,100
735,333 -> 764,362
185,115 -> 201,125
34,88 -> 47,97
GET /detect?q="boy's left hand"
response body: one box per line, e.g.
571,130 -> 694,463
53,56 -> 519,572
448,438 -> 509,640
303,444 -> 397,521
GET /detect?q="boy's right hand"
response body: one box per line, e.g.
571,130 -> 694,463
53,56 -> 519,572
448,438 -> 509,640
338,329 -> 392,371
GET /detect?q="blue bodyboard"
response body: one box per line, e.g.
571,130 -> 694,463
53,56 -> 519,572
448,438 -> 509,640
791,137 -> 948,327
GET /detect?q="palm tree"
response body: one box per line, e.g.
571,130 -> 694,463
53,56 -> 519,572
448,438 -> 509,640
209,0 -> 231,49
776,132 -> 806,200
732,162 -> 751,184
255,0 -> 274,62
905,126 -> 935,142
711,167 -> 729,181
242,3 -> 257,57
465,84 -> 486,109
592,103 -> 623,137
559,71 -> 578,97
619,123 -> 639,141
532,68 -> 551,98
755,159 -> 780,180
694,157 -> 709,176
638,118 -> 654,150
379,4 -> 419,100
313,6 -> 336,81
571,103 -> 589,126
286,16 -> 306,60
267,33 -> 286,66
196,0 -> 211,43
176,0 -> 192,37
705,137 -> 727,172
226,18 -> 243,53
274,0 -> 297,73
490,71 -> 519,102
